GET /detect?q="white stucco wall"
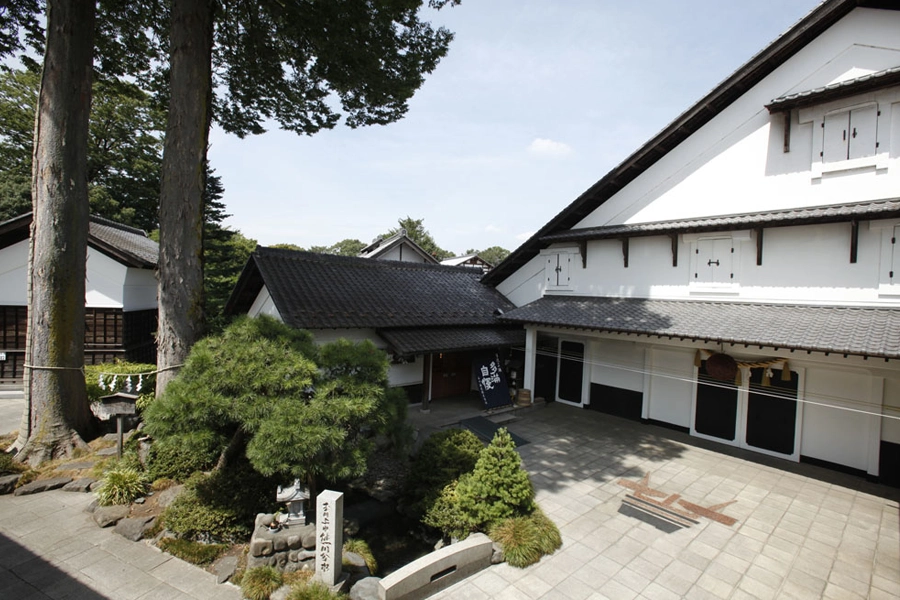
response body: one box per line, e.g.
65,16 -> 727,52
248,287 -> 282,320
645,346 -> 695,428
0,239 -> 28,305
1,240 -> 155,309
590,339 -> 644,393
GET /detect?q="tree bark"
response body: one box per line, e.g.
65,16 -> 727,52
14,1 -> 96,464
156,0 -> 214,396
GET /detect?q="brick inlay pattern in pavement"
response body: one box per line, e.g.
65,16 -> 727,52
0,489 -> 241,600
430,404 -> 900,600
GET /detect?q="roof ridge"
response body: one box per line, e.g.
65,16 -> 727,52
257,245 -> 480,274
89,214 -> 149,238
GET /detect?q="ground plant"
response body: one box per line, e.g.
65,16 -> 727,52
156,538 -> 227,566
488,507 -> 562,568
285,581 -> 347,600
240,566 -> 283,600
343,538 -> 377,574
96,466 -> 147,506
404,428 -> 483,518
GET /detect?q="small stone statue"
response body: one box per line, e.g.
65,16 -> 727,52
276,478 -> 310,525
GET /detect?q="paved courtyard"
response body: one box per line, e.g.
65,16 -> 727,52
427,402 -> 900,600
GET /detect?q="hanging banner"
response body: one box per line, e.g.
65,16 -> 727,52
475,352 -> 512,409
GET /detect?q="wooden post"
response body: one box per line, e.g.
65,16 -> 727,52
421,353 -> 432,413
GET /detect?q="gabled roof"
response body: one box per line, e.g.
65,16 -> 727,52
226,246 -> 515,331
541,197 -> 900,243
483,0 -> 900,287
499,296 -> 900,360
358,230 -> 439,264
0,212 -> 158,269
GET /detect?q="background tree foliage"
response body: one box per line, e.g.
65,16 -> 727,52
384,216 -> 454,260
466,245 -> 509,267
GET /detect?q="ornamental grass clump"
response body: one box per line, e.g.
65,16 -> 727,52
488,507 -> 562,568
343,538 -> 377,574
156,538 -> 227,566
240,566 -> 283,600
96,466 -> 147,506
285,580 -> 346,600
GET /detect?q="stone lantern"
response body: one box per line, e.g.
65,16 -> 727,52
276,479 -> 310,525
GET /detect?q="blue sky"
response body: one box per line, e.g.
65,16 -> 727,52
209,0 -> 823,256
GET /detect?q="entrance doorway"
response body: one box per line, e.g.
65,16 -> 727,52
557,340 -> 585,405
430,352 -> 472,400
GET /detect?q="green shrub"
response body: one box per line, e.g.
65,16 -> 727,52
343,538 -> 377,575
240,566 -> 283,600
379,387 -> 414,455
405,428 -> 483,519
455,428 -> 535,531
163,461 -> 279,543
85,361 -> 156,408
157,538 -> 227,565
285,580 -> 346,600
96,466 -> 147,506
146,432 -> 222,481
488,507 -> 561,568
422,478 -> 476,540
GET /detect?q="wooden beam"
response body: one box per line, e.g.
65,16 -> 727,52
622,238 -> 629,268
669,234 -> 678,267
783,110 -> 791,153
578,240 -> 587,268
756,228 -> 764,266
850,220 -> 859,264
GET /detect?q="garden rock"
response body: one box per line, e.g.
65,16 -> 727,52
96,447 -> 118,457
349,577 -> 381,600
0,474 -> 21,495
270,585 -> 292,600
62,478 -> 96,493
491,542 -> 505,564
155,484 -> 184,508
93,504 -> 130,527
13,476 -> 73,496
343,551 -> 370,576
84,499 -> 98,513
60,461 -> 95,470
114,516 -> 155,541
215,556 -> 238,584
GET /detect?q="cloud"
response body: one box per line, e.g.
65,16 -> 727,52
516,231 -> 535,241
527,138 -> 573,157
485,224 -> 503,233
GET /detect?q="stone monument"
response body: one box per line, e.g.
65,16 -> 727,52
315,489 -> 344,587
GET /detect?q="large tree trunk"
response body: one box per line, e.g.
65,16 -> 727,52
14,1 -> 96,464
156,0 -> 214,396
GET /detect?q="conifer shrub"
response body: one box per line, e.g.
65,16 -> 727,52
422,478 -> 477,539
240,566 -> 283,600
454,428 -> 535,531
405,428 -> 483,518
146,431 -> 221,481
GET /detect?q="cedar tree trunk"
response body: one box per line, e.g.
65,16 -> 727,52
156,0 -> 214,396
14,1 -> 96,464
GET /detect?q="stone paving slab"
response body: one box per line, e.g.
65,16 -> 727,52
0,489 -> 241,600
430,403 -> 900,599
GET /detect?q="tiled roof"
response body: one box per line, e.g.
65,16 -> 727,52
227,246 -> 515,330
358,231 -> 439,263
499,296 -> 900,359
0,212 -> 157,268
88,216 -> 158,268
766,65 -> 900,112
541,198 -> 900,243
483,0 -> 900,287
379,326 -> 526,355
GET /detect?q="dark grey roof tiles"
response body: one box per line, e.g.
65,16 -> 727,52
379,327 -> 526,355
243,247 -> 515,330
541,198 -> 900,243
500,296 -> 900,359
88,216 -> 158,268
767,65 -> 900,112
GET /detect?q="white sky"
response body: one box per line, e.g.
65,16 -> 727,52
210,0 -> 823,256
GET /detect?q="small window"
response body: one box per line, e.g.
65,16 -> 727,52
693,238 -> 734,285
545,252 -> 571,288
822,105 -> 878,163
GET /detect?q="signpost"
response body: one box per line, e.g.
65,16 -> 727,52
97,392 -> 138,458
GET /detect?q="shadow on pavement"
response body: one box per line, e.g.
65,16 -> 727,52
0,531 -> 107,599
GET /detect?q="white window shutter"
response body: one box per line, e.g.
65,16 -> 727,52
848,105 -> 877,160
822,112 -> 849,163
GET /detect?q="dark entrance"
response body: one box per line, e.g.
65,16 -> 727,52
557,340 -> 584,404
534,334 -> 559,402
694,361 -> 738,441
430,352 -> 472,400
745,368 -> 798,455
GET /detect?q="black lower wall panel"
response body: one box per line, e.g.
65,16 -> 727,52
589,383 -> 643,421
880,440 -> 900,488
